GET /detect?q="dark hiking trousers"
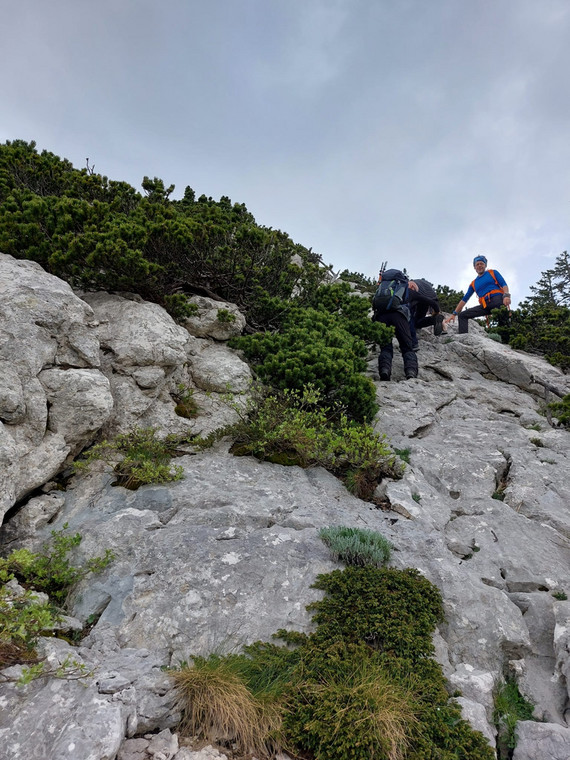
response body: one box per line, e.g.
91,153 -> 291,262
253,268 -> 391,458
375,310 -> 418,379
410,302 -> 440,344
458,293 -> 504,334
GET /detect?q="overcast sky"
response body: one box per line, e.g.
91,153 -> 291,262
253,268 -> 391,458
3,0 -> 570,306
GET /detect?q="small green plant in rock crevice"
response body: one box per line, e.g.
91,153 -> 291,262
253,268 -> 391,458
493,677 -> 535,757
74,427 -> 185,489
172,383 -> 199,419
216,307 -> 236,324
394,447 -> 411,464
319,526 -> 393,567
5,524 -> 114,606
548,393 -> 570,427
197,385 -> 403,500
0,525 -> 114,672
163,294 -> 199,322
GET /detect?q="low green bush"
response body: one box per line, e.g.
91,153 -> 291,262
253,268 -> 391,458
74,427 -> 184,489
163,294 -> 199,321
200,385 -> 401,500
5,525 -> 113,606
319,526 -> 393,567
230,285 -> 392,422
172,566 -> 494,760
548,393 -> 570,427
216,308 -> 236,324
0,525 -> 114,669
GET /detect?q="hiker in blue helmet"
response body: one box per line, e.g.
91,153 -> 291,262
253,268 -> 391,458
445,255 -> 511,333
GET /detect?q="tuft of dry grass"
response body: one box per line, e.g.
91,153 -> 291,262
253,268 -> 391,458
171,659 -> 283,758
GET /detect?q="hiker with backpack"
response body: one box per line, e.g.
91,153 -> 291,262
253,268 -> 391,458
445,256 -> 511,334
372,267 -> 418,381
408,277 -> 446,349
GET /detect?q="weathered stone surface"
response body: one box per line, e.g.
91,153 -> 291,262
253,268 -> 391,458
183,296 -> 246,340
2,275 -> 570,758
0,639 -> 124,760
0,254 -> 113,521
39,368 -> 113,447
512,720 -> 570,759
190,342 -> 252,393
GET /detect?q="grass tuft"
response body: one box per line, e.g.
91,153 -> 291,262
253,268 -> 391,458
319,526 -> 393,567
171,657 -> 282,757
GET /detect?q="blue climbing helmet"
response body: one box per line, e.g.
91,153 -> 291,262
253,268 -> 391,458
473,255 -> 487,266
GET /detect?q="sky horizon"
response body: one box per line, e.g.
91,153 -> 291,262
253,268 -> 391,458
3,0 -> 570,307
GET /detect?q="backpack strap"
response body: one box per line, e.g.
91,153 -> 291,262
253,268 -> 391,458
478,269 -> 504,308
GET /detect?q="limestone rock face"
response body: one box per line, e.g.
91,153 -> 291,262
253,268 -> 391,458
183,295 -> 246,340
2,266 -> 570,759
81,291 -> 251,438
0,254 -> 113,521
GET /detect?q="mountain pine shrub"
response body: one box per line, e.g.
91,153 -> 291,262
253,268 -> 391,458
172,566 -> 494,760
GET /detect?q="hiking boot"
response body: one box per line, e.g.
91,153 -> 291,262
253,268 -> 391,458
405,370 -> 418,380
412,342 -> 420,352
379,371 -> 391,381
434,313 -> 445,336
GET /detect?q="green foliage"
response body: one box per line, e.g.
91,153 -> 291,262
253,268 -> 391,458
204,385 -> 401,500
0,585 -> 59,666
216,308 -> 236,324
412,493 -> 421,503
0,526 -> 114,669
172,384 -> 199,419
552,590 -> 567,601
530,437 -> 544,448
173,566 -> 493,760
230,284 -> 392,421
486,332 -> 502,343
394,448 -> 411,464
0,139 -> 328,329
6,525 -> 113,605
74,427 -> 184,489
308,567 -> 445,660
548,393 -> 570,427
489,252 -> 570,369
494,678 -> 535,755
319,526 -> 393,567
436,284 -> 464,313
527,250 -> 570,308
336,269 -> 377,292
163,293 -> 199,321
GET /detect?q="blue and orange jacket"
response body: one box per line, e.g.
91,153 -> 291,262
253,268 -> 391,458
462,269 -> 507,307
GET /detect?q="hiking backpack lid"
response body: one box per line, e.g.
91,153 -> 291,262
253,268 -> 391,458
373,269 -> 409,314
413,278 -> 437,300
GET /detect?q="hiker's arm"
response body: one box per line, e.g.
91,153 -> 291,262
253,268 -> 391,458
444,299 -> 466,324
502,286 -> 511,307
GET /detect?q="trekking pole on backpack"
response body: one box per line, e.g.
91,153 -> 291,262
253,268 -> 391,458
378,260 -> 388,283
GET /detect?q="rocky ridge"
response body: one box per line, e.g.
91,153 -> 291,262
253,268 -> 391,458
0,252 -> 570,760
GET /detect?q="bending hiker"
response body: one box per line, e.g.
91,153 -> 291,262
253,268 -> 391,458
372,267 -> 418,381
408,277 -> 446,349
445,255 -> 511,334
